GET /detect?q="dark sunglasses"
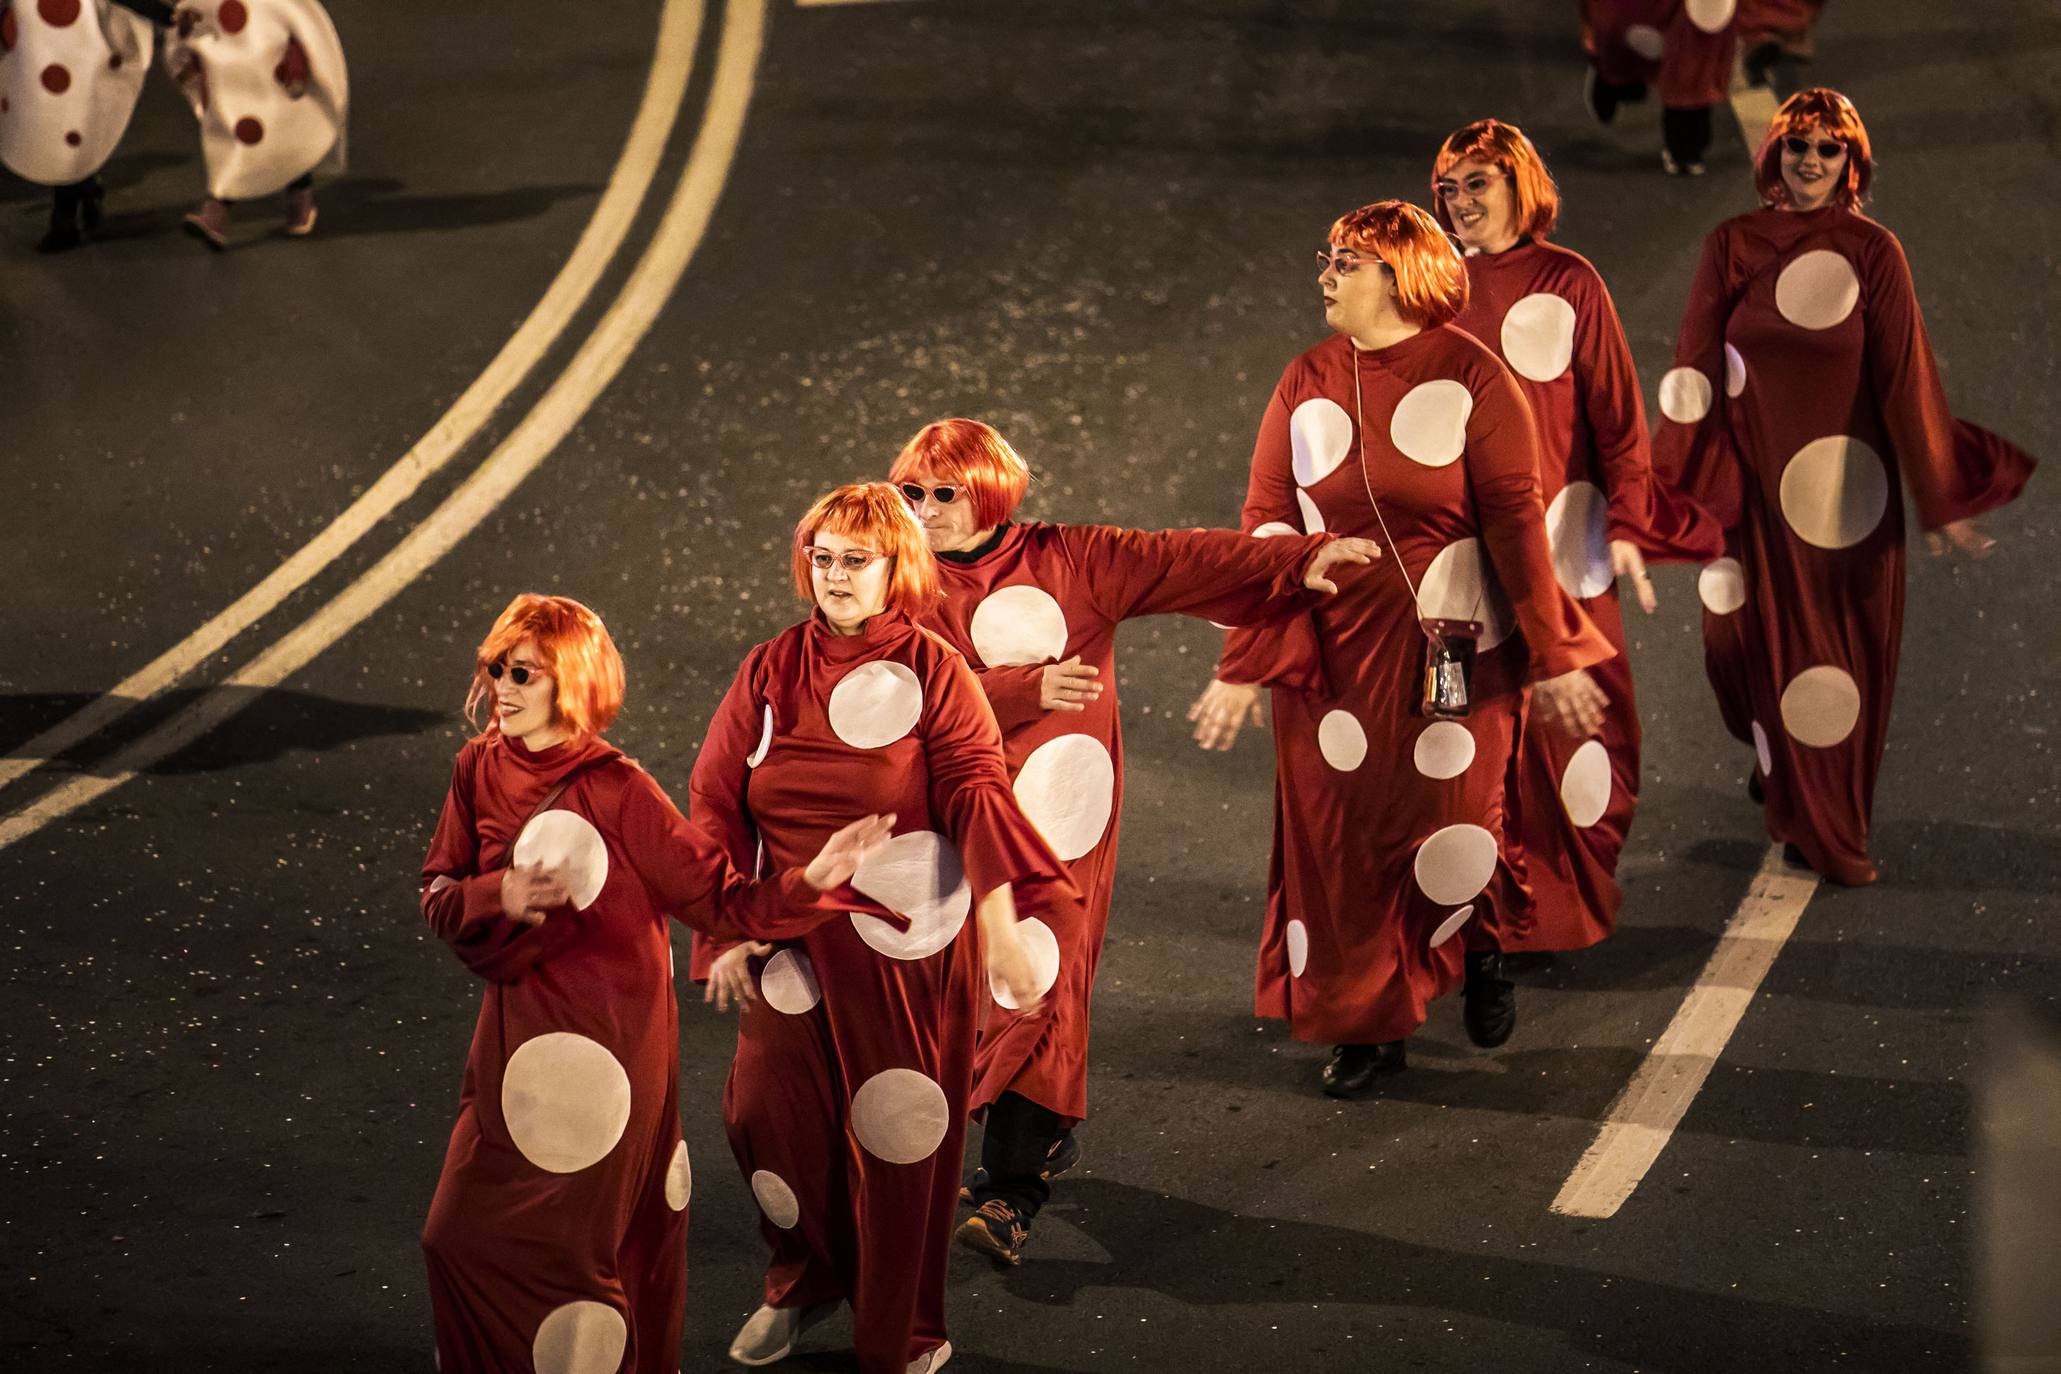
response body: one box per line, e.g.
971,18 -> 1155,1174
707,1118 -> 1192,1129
897,482 -> 960,505
1783,136 -> 1845,159
486,661 -> 545,686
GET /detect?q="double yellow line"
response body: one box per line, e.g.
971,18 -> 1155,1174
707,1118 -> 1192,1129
0,0 -> 768,852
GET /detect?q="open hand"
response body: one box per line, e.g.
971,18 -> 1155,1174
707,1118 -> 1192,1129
1189,678 -> 1264,751
1925,518 -> 1997,560
704,941 -> 773,1013
500,862 -> 570,927
1040,656 -> 1102,713
804,813 -> 896,891
985,923 -> 1046,1019
1532,668 -> 1609,739
1302,536 -> 1381,594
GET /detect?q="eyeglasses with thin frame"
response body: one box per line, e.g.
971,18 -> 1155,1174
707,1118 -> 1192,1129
897,482 -> 960,506
1782,135 -> 1845,160
486,660 -> 548,687
1315,248 -> 1385,277
804,545 -> 890,574
1434,170 -> 1507,202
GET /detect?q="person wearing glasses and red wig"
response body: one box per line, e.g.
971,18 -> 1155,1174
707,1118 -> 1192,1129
1652,88 -> 2034,886
1578,0 -> 1738,176
883,418 -> 1379,1264
689,483 -> 1075,1374
1433,119 -> 1722,958
418,593 -> 894,1374
1187,201 -> 1614,1100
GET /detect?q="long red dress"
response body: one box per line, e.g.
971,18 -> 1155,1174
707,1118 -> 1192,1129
1453,240 -> 1722,951
687,610 -> 1076,1374
1219,328 -> 1614,1047
1653,206 -> 2034,883
1581,0 -> 1736,108
419,731 -> 849,1374
916,520 -> 1331,1125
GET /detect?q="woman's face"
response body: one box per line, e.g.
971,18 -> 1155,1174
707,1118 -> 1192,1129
1438,157 -> 1519,253
490,637 -> 563,745
1319,240 -> 1395,340
1779,125 -> 1848,211
809,529 -> 893,633
898,467 -> 986,553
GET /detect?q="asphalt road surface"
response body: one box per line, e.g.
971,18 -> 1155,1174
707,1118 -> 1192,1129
2,1 -> 2056,1370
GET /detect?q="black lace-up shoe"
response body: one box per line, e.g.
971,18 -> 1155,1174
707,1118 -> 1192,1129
1321,1041 -> 1407,1098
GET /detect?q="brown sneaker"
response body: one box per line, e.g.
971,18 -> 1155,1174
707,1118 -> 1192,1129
955,1199 -> 1028,1266
183,199 -> 230,250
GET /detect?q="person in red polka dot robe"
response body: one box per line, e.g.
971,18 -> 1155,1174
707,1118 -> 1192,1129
1434,119 -> 1723,955
418,594 -> 895,1374
883,418 -> 1377,1264
1190,202 -> 1614,1101
1578,0 -> 1738,175
1652,89 -> 2035,886
689,484 -> 1076,1374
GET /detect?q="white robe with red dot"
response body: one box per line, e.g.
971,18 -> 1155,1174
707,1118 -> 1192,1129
163,0 -> 345,200
0,0 -> 152,186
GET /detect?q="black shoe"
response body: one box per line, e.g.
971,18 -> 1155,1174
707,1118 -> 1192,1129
79,184 -> 104,234
1782,842 -> 1811,870
36,218 -> 83,253
1742,39 -> 1782,88
1321,1041 -> 1406,1098
1583,67 -> 1618,125
1463,952 -> 1517,1048
956,1198 -> 1029,1266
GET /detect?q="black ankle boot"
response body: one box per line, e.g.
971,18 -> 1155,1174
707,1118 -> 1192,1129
1321,1041 -> 1406,1099
1463,952 -> 1516,1048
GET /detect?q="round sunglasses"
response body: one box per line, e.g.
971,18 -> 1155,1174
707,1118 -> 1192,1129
1782,135 -> 1845,159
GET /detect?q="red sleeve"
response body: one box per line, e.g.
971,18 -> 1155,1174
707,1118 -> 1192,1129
922,653 -> 1079,918
1217,374 -> 1329,691
1572,267 -> 1724,562
682,655 -> 768,982
1468,363 -> 1616,681
1652,228 -> 1746,535
1062,523 -> 1330,627
1861,231 -> 2036,530
418,745 -> 576,985
976,664 -> 1048,733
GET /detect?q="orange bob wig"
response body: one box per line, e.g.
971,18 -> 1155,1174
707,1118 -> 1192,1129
465,593 -> 626,739
1329,200 -> 1469,331
1754,87 -> 1872,209
1432,118 -> 1560,243
888,418 -> 1032,529
791,482 -> 942,615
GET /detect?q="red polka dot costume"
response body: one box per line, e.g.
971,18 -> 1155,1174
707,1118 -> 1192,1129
688,611 -> 1077,1374
1581,0 -> 1738,110
0,0 -> 153,186
1451,241 -> 1721,951
1653,206 -> 2035,884
418,732 -> 855,1374
162,0 -> 345,200
1219,328 -> 1613,1047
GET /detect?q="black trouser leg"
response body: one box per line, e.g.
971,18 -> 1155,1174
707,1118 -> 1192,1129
1663,105 -> 1715,165
287,172 -> 314,193
974,1091 -> 1062,1220
50,180 -> 83,225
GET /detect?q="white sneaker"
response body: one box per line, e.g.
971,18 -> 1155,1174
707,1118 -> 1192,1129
728,1302 -> 834,1367
907,1341 -> 953,1374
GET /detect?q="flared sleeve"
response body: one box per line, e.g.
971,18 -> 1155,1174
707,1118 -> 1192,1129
1652,227 -> 1747,534
974,664 -> 1049,734
1217,373 -> 1330,692
1064,522 -> 1330,627
683,652 -> 772,981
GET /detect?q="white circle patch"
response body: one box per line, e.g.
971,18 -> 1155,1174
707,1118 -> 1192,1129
1775,250 -> 1860,331
1780,665 -> 1862,748
1625,23 -> 1665,59
665,1140 -> 692,1211
1560,739 -> 1613,828
1546,480 -> 1613,599
970,584 -> 1069,667
502,1032 -> 632,1174
1252,521 -> 1300,539
1290,397 -> 1355,487
1417,539 -> 1514,651
760,948 -> 822,1015
991,917 -> 1061,1010
1414,823 -> 1498,906
1686,0 -> 1735,33
513,810 -> 609,911
751,1170 -> 801,1229
1751,720 -> 1774,779
1286,919 -> 1309,977
850,1068 -> 952,1164
1724,343 -> 1747,398
1413,720 -> 1477,780
1500,293 -> 1577,383
1429,905 -> 1475,950
1390,380 -> 1474,468
1317,709 -> 1368,772
1779,435 -> 1888,550
826,661 -> 924,749
1698,557 -> 1746,615
850,830 -> 971,960
746,703 -> 774,768
1658,366 -> 1714,425
1013,733 -> 1116,862
1295,488 -> 1327,534
533,1300 -> 627,1374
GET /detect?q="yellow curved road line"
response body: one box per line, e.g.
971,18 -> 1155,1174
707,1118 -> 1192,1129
0,0 -> 706,792
0,0 -> 768,853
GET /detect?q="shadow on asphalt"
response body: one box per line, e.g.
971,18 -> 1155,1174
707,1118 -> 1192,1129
997,1176 -> 1964,1372
307,175 -> 602,238
0,689 -> 443,775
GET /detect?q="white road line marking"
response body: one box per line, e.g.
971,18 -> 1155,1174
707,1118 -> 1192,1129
0,0 -> 769,855
796,0 -> 921,7
1550,844 -> 1819,1219
1727,48 -> 1779,153
0,0 -> 705,794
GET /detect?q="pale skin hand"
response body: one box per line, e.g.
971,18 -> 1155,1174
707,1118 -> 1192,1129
500,862 -> 571,927
1040,656 -> 1102,713
1533,668 -> 1609,739
803,813 -> 896,890
704,940 -> 773,1012
1189,679 -> 1264,752
1925,518 -> 1996,560
1610,539 -> 1658,614
979,886 -> 1044,1019
1302,537 -> 1382,594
